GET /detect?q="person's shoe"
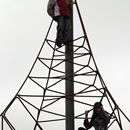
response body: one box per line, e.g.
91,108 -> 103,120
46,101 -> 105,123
56,39 -> 62,48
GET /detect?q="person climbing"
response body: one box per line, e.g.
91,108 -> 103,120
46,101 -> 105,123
78,102 -> 110,130
47,0 -> 73,47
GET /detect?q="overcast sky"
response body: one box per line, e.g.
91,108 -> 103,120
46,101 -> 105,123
0,0 -> 130,128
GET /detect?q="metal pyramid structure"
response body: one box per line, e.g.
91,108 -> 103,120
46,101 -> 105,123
0,0 -> 130,130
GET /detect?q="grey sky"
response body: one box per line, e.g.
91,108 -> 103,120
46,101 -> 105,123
0,0 -> 130,129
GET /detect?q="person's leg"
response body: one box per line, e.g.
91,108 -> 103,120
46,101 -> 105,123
55,16 -> 64,47
62,16 -> 71,44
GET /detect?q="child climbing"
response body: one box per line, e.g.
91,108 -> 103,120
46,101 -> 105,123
78,102 -> 110,130
47,0 -> 72,47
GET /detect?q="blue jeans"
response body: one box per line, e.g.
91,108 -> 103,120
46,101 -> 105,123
55,16 -> 71,43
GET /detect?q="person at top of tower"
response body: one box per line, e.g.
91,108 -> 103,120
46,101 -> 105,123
78,102 -> 110,130
47,0 -> 73,47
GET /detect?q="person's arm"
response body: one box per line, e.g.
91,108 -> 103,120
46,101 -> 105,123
68,0 -> 75,8
104,111 -> 111,125
83,111 -> 93,129
47,0 -> 56,17
68,0 -> 75,4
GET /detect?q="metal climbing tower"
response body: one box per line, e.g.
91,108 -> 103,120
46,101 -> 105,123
0,0 -> 130,130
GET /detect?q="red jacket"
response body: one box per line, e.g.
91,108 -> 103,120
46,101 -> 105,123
47,0 -> 71,18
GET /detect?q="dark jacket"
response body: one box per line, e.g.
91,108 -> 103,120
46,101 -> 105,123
84,111 -> 110,130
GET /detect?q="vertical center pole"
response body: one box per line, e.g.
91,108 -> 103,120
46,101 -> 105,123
65,1 -> 74,130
